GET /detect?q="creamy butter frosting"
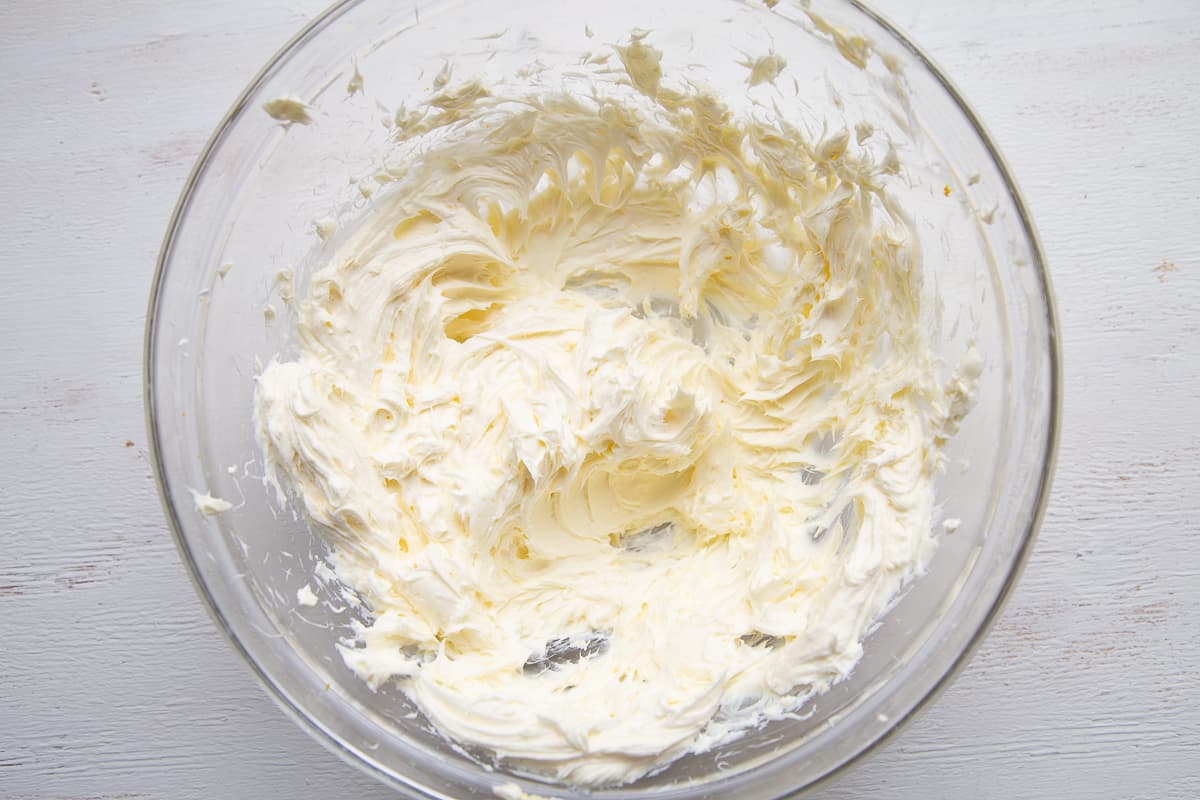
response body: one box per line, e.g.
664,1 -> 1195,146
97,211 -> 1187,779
262,96 -> 314,126
190,488 -> 232,516
255,35 -> 976,786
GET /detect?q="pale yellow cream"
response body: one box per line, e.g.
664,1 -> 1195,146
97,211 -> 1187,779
262,96 -> 313,126
256,38 -> 976,786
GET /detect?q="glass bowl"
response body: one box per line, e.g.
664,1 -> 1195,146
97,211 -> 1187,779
145,0 -> 1060,796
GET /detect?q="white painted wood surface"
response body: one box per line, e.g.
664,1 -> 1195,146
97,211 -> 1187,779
2,0 -> 1197,797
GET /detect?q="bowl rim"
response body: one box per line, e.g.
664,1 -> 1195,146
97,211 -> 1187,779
143,0 -> 1062,796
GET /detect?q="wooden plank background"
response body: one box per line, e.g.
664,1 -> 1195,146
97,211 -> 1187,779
1,0 -> 1197,797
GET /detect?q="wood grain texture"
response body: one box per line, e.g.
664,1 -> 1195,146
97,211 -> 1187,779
1,0 -> 1197,798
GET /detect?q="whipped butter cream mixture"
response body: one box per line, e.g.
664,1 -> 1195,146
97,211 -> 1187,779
256,35 -> 976,785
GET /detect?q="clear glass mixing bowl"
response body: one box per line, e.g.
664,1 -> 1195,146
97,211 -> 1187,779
145,0 -> 1060,796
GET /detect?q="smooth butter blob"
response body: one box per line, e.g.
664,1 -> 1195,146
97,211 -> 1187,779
256,40 -> 976,786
